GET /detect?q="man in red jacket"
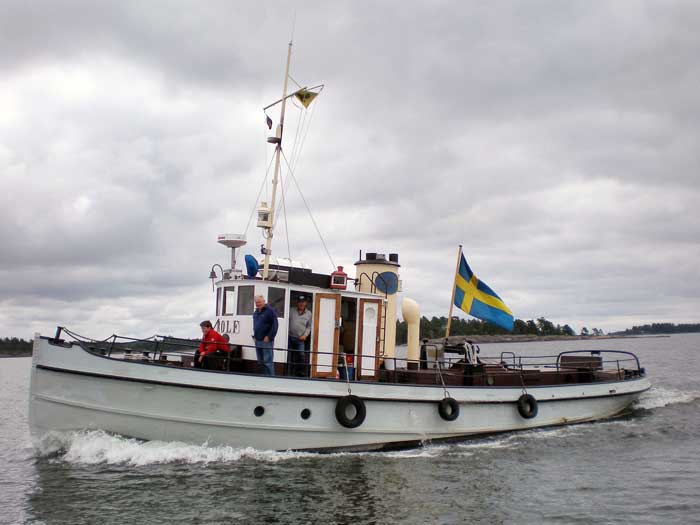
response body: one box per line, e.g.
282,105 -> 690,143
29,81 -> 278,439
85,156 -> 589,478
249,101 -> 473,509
195,320 -> 228,369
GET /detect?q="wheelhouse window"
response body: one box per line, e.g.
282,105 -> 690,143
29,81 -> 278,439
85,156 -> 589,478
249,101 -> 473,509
216,287 -> 222,316
222,287 -> 235,316
237,285 -> 254,315
269,287 -> 286,318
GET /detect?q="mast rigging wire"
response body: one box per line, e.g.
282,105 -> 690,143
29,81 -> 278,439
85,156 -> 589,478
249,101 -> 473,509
244,153 -> 276,236
290,97 -> 318,178
263,115 -> 270,204
269,99 -> 312,233
288,74 -> 303,89
288,102 -> 306,172
281,149 -> 336,270
276,97 -> 318,206
278,168 -> 292,261
249,85 -> 324,263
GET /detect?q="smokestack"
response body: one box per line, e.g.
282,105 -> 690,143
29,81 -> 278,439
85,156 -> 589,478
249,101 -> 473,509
401,298 -> 420,370
354,250 -> 401,362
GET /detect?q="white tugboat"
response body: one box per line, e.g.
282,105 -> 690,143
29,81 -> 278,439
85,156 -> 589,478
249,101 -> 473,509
29,42 -> 650,452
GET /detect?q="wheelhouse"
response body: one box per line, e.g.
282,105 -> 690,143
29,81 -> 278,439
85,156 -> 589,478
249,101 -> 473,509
208,246 -> 401,380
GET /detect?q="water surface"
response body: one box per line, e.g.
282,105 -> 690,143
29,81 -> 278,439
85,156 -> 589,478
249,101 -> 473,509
1,334 -> 699,524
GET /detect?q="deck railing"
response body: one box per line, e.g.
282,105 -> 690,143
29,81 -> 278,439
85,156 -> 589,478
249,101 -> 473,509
51,326 -> 645,385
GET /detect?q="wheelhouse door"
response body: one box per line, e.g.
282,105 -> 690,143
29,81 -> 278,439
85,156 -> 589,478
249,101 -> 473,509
311,294 -> 340,378
357,298 -> 382,380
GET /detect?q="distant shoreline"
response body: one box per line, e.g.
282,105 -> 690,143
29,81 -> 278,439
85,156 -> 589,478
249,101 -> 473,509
432,334 -> 671,345
0,333 -> 677,357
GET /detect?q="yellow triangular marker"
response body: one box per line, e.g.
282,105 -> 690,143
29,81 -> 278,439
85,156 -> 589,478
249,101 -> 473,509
295,89 -> 318,108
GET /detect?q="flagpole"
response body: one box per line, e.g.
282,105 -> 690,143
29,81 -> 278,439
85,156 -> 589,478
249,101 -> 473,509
445,244 -> 463,339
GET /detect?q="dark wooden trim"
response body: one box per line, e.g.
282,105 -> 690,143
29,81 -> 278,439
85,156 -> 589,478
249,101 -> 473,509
35,364 -> 650,404
311,296 -> 321,375
311,293 -> 340,378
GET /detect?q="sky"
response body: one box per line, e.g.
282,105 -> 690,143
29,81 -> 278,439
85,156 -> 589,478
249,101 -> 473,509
1,1 -> 699,339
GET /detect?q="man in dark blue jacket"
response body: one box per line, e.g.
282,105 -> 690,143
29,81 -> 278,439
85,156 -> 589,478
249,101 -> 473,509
253,294 -> 278,375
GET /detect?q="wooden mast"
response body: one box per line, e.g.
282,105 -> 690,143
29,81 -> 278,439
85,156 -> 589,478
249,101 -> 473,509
444,244 -> 463,339
262,41 -> 293,280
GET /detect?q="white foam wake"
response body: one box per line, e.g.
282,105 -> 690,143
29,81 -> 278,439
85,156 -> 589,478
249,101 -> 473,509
35,386 -> 696,466
379,444 -> 459,459
36,430 -> 311,466
34,430 -> 521,465
634,386 -> 700,410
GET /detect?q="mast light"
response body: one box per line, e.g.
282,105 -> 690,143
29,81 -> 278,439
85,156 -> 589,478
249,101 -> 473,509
257,202 -> 272,229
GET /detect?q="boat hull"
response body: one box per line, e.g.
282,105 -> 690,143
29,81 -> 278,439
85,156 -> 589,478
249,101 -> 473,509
29,337 -> 650,451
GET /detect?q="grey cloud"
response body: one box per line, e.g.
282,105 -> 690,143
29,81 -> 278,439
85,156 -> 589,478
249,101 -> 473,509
1,1 -> 700,338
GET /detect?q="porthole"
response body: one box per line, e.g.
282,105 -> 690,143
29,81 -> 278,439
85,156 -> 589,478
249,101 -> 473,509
254,406 -> 265,417
301,408 -> 311,420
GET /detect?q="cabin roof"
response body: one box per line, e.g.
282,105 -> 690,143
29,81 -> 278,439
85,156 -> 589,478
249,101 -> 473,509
213,278 -> 384,300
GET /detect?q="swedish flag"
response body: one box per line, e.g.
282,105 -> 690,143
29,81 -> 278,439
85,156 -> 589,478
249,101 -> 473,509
454,253 -> 514,332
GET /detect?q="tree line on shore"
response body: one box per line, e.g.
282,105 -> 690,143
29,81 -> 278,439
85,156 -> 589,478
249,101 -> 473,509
610,322 -> 700,336
0,337 -> 33,356
3,321 -> 698,355
395,316 -> 604,344
0,336 -> 197,357
0,320 -> 600,356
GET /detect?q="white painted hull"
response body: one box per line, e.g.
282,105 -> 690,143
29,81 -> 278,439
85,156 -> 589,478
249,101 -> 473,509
29,337 -> 650,451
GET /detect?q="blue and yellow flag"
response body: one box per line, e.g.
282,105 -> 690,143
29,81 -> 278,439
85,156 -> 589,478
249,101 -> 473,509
454,254 -> 514,332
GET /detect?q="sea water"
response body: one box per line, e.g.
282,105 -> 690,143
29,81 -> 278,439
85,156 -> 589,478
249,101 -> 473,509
1,334 -> 699,524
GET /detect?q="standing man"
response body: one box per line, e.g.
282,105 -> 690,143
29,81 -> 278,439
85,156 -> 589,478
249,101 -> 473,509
196,320 -> 228,369
253,295 -> 278,375
288,295 -> 312,377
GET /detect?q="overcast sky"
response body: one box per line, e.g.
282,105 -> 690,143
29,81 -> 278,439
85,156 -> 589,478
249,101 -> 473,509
1,1 -> 699,339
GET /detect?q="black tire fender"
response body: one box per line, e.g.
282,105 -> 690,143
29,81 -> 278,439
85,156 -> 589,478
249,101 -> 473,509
438,397 -> 460,421
335,395 -> 366,428
517,393 -> 538,419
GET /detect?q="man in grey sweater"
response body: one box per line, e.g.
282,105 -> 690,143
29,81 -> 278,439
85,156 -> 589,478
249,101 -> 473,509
288,295 -> 312,376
